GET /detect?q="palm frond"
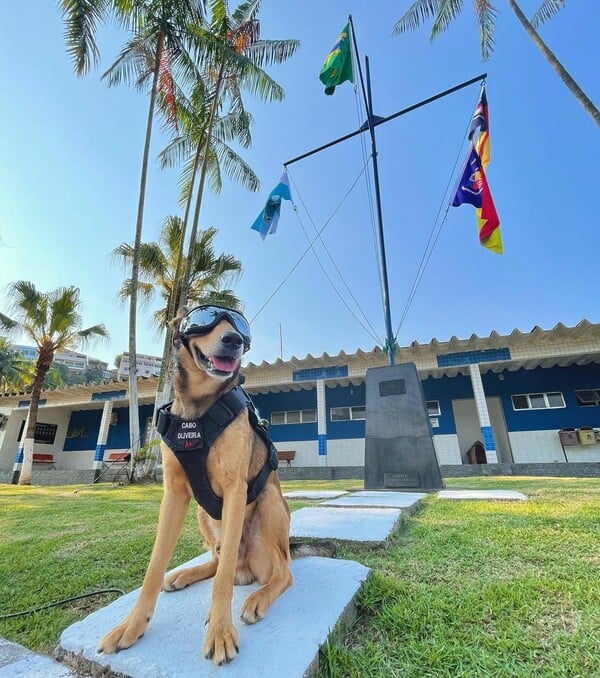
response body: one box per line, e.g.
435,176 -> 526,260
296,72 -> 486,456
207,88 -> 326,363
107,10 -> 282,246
48,287 -> 81,337
102,32 -> 155,89
8,281 -> 47,330
431,0 -> 466,38
73,323 -> 109,345
531,0 -> 566,28
393,0 -> 444,34
59,0 -> 108,75
0,311 -> 19,334
243,39 -> 300,68
472,0 -> 497,60
212,138 -> 259,192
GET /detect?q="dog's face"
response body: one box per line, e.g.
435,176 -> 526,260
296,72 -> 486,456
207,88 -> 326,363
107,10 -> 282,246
175,315 -> 244,381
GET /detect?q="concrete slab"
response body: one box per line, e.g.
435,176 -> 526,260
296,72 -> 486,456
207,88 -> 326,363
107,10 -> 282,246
0,638 -> 77,677
283,490 -> 348,500
437,490 -> 528,501
290,506 -> 403,544
59,554 -> 370,678
322,490 -> 427,510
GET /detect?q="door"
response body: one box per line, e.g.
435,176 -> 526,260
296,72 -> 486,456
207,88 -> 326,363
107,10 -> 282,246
451,397 -> 513,464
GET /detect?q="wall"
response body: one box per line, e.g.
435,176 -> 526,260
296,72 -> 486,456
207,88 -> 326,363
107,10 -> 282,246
0,408 -> 70,471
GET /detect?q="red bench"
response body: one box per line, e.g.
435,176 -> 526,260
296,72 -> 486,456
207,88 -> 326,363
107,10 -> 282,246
277,451 -> 296,466
33,453 -> 54,464
107,452 -> 131,462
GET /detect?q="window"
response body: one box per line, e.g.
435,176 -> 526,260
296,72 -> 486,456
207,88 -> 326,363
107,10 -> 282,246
575,389 -> 600,406
511,392 -> 565,410
330,406 -> 366,421
270,410 -> 316,425
426,400 -> 441,416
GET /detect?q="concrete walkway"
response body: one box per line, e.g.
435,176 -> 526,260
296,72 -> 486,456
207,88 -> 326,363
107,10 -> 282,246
437,489 -> 528,501
0,638 -> 77,677
59,555 -> 369,678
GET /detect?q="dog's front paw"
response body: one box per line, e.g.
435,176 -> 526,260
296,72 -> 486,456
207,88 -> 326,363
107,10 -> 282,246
203,619 -> 239,665
97,612 -> 151,654
240,590 -> 270,624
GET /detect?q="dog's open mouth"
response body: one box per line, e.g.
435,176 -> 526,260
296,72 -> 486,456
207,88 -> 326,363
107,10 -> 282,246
194,346 -> 239,376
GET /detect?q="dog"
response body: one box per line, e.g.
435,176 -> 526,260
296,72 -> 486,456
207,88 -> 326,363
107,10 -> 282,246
98,305 -> 335,666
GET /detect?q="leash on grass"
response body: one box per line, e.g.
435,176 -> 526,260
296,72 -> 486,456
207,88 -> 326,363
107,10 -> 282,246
0,589 -> 125,620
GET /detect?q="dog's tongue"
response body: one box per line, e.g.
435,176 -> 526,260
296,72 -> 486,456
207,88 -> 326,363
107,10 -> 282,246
211,356 -> 237,372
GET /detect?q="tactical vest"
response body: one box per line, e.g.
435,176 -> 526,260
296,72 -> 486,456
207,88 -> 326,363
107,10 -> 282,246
155,387 -> 278,520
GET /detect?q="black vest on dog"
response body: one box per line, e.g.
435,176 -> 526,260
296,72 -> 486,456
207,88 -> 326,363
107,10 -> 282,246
155,387 -> 279,520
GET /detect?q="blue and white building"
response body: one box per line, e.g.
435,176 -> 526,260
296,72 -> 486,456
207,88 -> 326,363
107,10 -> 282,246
0,320 -> 599,483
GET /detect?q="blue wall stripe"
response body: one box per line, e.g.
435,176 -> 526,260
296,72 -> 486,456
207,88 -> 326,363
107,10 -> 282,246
481,425 -> 496,451
94,443 -> 106,462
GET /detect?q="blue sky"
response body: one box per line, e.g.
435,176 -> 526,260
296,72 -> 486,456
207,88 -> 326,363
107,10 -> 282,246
1,1 -> 598,369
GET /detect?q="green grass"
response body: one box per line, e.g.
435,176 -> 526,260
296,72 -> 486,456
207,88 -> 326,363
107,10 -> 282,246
1,477 -> 599,677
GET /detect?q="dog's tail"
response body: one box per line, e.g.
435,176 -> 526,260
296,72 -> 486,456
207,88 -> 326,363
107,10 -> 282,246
289,540 -> 336,559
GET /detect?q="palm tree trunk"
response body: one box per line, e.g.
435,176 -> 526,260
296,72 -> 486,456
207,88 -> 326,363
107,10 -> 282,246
180,62 -> 227,307
154,65 -> 227,430
128,29 -> 165,464
18,350 -> 52,486
507,0 -> 599,127
156,131 -> 206,396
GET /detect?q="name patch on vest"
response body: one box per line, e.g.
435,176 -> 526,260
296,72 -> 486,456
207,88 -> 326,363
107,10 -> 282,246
174,420 -> 203,450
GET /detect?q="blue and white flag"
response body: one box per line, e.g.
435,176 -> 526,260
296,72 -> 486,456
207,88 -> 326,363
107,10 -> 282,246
251,171 -> 292,240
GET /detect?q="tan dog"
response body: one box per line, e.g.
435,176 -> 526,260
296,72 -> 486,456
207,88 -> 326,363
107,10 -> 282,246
98,306 -> 334,666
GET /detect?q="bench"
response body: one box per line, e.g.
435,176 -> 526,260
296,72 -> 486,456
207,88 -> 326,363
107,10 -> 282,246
277,450 -> 296,467
33,453 -> 54,464
33,453 -> 56,469
103,452 -> 131,483
107,452 -> 131,463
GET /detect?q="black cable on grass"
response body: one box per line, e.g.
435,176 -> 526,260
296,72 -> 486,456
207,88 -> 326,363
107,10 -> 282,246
0,588 -> 125,620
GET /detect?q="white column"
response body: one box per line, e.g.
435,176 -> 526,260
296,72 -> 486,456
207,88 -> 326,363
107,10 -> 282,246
93,401 -> 114,476
11,410 -> 29,484
468,363 -> 498,463
316,380 -> 327,465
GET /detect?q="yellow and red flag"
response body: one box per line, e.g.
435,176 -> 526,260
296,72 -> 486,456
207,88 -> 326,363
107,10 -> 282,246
453,86 -> 502,254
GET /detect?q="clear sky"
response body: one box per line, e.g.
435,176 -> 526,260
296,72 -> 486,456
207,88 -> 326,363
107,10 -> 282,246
1,1 -> 598,370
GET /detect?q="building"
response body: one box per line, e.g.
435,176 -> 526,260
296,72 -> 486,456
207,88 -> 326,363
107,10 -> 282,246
0,320 -> 598,484
13,345 -> 111,377
118,352 -> 162,379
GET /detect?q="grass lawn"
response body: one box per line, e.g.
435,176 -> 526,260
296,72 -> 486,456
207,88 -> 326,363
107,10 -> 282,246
1,476 -> 599,677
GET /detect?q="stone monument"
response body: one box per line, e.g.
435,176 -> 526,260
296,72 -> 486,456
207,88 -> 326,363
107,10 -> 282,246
364,362 -> 443,490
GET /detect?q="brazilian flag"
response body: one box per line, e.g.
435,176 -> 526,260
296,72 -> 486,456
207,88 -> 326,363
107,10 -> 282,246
319,23 -> 354,95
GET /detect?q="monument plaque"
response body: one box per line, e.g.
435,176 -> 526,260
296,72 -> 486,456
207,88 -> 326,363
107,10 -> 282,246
364,362 -> 443,490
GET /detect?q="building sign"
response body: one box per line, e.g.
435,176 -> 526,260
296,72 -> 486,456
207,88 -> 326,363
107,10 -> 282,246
437,347 -> 511,367
91,390 -> 126,402
17,399 -> 46,409
293,365 -> 348,382
17,421 -> 57,445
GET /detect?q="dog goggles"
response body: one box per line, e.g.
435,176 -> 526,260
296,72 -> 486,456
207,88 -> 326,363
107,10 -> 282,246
178,305 -> 251,352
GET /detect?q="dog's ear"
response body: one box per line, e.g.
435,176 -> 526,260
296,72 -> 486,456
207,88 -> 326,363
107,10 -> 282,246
169,307 -> 188,347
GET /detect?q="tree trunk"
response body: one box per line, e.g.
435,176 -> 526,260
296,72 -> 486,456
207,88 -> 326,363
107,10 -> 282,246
507,0 -> 599,127
180,62 -> 227,307
152,65 -> 227,449
128,29 -> 165,467
18,348 -> 52,486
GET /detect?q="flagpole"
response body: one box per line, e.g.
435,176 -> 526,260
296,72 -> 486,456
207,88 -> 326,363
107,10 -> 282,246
362,54 -> 396,365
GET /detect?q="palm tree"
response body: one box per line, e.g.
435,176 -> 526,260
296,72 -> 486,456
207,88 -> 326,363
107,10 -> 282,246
113,215 -> 243,331
0,283 -> 107,485
393,0 -> 599,127
60,0 -> 206,455
0,338 -> 32,393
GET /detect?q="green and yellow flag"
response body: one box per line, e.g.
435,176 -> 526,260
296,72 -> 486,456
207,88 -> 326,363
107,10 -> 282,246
319,23 -> 354,95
